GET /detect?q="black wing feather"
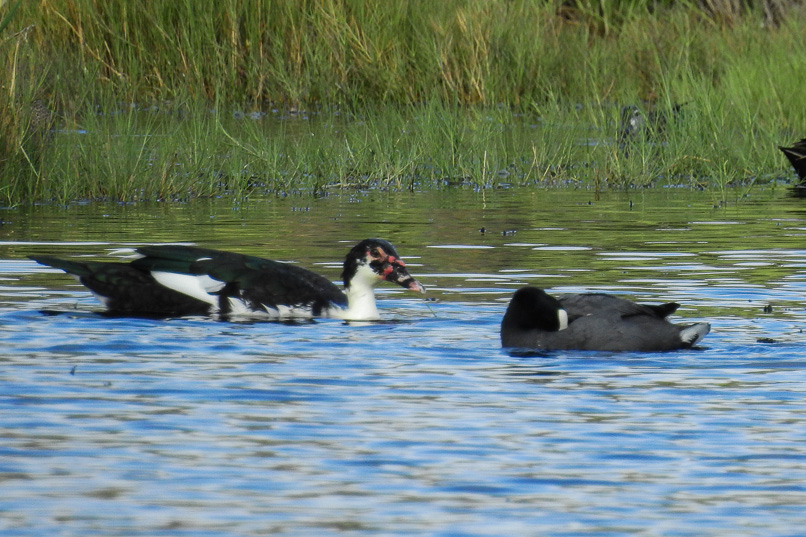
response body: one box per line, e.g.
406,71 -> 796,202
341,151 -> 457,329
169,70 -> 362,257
559,293 -> 679,321
29,255 -> 211,316
135,246 -> 347,314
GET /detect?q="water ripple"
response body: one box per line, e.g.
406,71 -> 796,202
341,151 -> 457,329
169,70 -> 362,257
2,188 -> 806,536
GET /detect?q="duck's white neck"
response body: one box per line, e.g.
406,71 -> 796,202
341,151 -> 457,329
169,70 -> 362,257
332,263 -> 381,321
334,284 -> 380,321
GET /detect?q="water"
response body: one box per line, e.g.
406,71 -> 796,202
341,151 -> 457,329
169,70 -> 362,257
2,187 -> 806,536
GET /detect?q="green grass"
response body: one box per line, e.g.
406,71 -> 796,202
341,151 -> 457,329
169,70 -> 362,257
1,0 -> 804,204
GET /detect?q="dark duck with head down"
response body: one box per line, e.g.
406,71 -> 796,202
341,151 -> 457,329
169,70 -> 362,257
30,239 -> 426,321
501,286 -> 710,352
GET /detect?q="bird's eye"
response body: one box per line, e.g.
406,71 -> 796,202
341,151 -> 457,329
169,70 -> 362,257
370,248 -> 380,257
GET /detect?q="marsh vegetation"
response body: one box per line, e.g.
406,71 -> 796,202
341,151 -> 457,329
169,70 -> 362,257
2,0 -> 805,204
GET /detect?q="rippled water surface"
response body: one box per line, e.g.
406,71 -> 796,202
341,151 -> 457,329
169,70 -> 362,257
2,187 -> 806,536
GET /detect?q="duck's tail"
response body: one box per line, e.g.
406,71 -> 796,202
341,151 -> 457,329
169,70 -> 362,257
29,255 -> 91,277
680,322 -> 710,347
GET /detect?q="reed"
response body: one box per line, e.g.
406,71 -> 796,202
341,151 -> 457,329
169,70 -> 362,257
1,0 -> 805,204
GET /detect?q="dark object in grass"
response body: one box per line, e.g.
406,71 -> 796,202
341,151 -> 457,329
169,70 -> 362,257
778,138 -> 806,196
618,103 -> 686,155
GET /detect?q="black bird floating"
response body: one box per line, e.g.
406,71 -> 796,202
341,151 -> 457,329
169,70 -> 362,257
501,286 -> 710,352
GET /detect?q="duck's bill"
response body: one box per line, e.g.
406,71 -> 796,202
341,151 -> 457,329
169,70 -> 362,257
404,278 -> 426,293
384,262 -> 426,294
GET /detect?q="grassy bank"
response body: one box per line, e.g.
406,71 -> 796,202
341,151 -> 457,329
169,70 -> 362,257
2,1 -> 805,204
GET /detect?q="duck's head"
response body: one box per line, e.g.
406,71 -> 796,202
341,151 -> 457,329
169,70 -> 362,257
342,239 -> 426,293
502,286 -> 568,333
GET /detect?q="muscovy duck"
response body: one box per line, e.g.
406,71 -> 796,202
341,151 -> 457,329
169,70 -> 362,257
30,238 -> 426,320
501,286 -> 710,352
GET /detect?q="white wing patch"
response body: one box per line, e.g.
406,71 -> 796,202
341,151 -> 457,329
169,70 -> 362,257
151,270 -> 334,319
150,271 -> 224,308
223,296 -> 318,319
272,304 -> 316,319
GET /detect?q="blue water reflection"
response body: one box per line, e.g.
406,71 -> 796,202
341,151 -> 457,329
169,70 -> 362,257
1,187 -> 806,536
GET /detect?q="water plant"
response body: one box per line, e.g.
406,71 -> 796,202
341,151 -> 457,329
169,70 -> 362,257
1,1 -> 804,204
